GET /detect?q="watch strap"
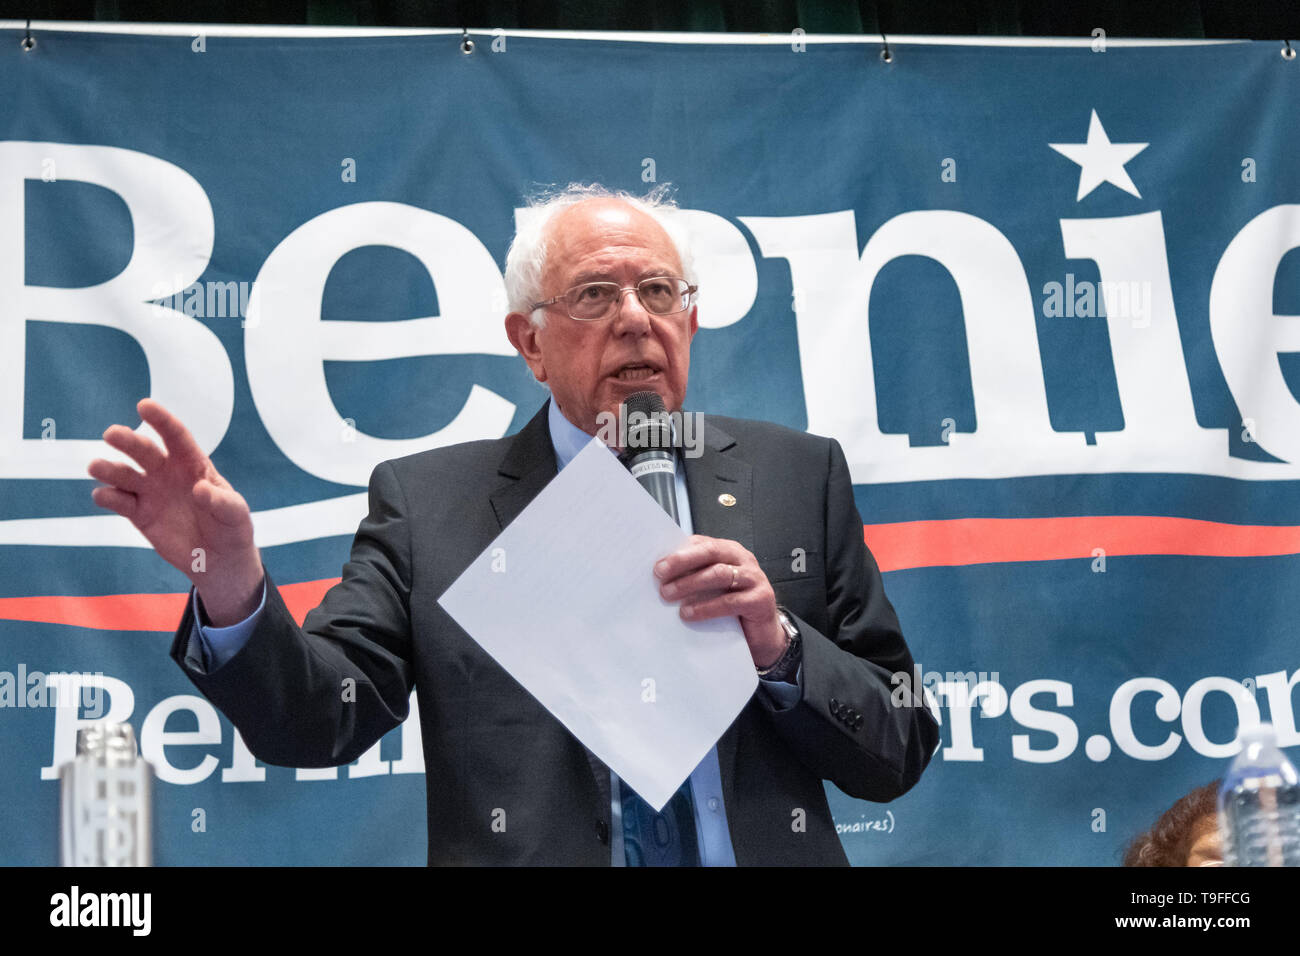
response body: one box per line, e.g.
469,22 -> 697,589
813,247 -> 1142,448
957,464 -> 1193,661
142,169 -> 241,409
757,606 -> 802,680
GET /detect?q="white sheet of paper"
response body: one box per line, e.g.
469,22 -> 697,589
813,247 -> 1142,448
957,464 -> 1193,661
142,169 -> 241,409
437,436 -> 758,811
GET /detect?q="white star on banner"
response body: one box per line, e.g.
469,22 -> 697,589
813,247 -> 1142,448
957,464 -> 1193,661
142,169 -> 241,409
1049,110 -> 1148,201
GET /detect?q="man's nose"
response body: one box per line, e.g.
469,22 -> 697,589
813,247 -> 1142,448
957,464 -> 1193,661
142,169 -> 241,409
610,287 -> 653,333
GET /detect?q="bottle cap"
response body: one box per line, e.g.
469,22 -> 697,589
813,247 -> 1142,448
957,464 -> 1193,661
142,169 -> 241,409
1238,722 -> 1276,746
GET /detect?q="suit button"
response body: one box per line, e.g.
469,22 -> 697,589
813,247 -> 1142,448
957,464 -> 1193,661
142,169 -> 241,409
595,819 -> 609,844
851,714 -> 863,731
829,698 -> 841,716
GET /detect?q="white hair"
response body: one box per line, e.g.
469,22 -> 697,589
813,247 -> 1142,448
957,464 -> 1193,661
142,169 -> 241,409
503,182 -> 697,328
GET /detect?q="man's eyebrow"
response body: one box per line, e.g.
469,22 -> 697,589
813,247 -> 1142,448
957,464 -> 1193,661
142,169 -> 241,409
568,266 -> 680,285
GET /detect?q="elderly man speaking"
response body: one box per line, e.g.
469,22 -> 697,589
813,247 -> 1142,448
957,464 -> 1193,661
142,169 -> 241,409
87,183 -> 939,866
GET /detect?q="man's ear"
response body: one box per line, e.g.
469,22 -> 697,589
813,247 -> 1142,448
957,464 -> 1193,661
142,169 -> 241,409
688,304 -> 699,340
505,312 -> 547,384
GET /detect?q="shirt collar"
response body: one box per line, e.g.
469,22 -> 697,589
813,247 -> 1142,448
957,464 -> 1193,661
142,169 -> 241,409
548,398 -> 608,471
547,398 -> 681,471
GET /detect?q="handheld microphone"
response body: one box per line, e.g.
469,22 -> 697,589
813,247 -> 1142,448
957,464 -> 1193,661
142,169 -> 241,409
619,391 -> 681,527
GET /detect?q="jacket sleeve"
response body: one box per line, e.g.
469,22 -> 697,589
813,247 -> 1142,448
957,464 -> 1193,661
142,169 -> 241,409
755,437 -> 940,802
169,459 -> 416,768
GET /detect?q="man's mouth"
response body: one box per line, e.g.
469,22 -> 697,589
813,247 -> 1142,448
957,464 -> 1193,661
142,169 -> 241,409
612,363 -> 660,382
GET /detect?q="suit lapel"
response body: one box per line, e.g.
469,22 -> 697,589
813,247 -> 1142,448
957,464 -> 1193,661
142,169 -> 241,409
489,400 -> 558,532
682,415 -> 752,554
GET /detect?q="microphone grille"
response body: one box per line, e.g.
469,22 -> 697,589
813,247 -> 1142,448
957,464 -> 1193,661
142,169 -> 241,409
621,391 -> 675,451
623,390 -> 666,419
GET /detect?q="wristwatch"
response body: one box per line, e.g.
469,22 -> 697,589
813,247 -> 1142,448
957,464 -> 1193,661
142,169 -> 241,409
756,606 -> 802,681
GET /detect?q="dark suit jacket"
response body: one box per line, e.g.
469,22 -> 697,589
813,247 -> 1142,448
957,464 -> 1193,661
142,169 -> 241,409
171,400 -> 939,865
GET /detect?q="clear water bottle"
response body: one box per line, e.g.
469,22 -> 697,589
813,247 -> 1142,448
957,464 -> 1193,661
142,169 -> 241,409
1218,723 -> 1300,866
59,722 -> 154,866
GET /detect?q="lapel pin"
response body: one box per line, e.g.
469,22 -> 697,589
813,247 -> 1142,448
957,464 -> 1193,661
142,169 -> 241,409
718,493 -> 737,507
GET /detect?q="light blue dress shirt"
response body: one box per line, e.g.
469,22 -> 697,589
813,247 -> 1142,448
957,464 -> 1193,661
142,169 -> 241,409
192,399 -> 803,866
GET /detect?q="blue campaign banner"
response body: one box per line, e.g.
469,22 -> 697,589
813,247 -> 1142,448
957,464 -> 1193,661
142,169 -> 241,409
1,26 -> 1299,865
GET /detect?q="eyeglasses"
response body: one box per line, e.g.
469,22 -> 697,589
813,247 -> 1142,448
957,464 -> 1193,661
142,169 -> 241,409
531,276 -> 698,322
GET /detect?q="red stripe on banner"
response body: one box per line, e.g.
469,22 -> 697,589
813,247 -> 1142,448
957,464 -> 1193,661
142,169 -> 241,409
864,515 -> 1300,572
3,516 -> 1300,630
0,577 -> 340,633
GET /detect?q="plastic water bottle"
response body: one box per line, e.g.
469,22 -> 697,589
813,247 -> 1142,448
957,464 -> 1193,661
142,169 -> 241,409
59,722 -> 154,866
1218,723 -> 1300,866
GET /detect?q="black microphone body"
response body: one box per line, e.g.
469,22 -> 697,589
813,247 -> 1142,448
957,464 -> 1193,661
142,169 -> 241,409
619,391 -> 681,527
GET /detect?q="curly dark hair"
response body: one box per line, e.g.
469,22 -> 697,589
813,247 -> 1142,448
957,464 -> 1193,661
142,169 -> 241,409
1123,779 -> 1222,867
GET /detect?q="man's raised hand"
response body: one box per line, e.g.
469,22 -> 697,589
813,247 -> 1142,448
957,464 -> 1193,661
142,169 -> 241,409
87,398 -> 265,626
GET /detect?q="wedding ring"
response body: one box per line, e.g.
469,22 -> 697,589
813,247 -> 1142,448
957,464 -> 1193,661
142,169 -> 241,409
728,565 -> 739,591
